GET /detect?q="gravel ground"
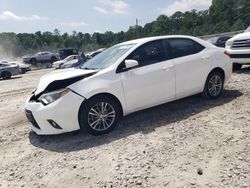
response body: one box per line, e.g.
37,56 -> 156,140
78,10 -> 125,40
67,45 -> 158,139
0,67 -> 249,188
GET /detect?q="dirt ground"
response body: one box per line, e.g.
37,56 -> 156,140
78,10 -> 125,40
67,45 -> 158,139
0,67 -> 249,188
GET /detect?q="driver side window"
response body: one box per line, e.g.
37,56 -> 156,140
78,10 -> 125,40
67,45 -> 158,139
127,40 -> 167,67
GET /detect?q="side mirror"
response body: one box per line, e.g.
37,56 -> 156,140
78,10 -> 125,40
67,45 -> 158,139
125,59 -> 139,69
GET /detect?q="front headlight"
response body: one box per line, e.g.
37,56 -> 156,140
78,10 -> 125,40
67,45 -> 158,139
38,88 -> 70,105
225,40 -> 233,48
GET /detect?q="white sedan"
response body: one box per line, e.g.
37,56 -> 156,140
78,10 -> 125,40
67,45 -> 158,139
53,55 -> 80,69
25,35 -> 232,135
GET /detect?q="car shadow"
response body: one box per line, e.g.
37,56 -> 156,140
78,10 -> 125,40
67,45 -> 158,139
234,65 -> 250,75
29,89 -> 242,153
0,76 -> 22,81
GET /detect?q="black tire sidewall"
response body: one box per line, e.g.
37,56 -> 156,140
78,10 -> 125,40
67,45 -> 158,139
79,95 -> 121,135
2,72 -> 11,79
203,71 -> 224,99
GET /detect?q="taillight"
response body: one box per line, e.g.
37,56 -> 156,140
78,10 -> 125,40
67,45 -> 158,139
224,50 -> 231,58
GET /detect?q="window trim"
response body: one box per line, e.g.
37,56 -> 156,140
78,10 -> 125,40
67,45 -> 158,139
166,37 -> 205,59
116,39 -> 170,73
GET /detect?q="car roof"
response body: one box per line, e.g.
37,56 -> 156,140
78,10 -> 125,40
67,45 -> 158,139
119,35 -> 203,45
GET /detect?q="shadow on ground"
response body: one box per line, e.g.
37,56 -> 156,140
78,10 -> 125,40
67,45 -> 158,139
234,65 -> 250,75
29,89 -> 242,152
0,76 -> 22,81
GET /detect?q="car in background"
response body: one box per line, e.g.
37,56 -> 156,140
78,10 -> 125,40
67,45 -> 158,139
59,49 -> 78,60
85,48 -> 105,59
53,55 -> 80,69
25,35 -> 232,135
10,61 -> 31,74
23,52 -> 59,68
225,26 -> 250,70
60,58 -> 86,69
207,36 -> 231,48
0,61 -> 20,79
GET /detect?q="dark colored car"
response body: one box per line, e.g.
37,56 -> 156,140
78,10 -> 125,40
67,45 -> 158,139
59,49 -> 79,60
207,36 -> 231,48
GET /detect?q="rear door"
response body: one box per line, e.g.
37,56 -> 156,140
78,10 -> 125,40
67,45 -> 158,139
167,38 -> 210,98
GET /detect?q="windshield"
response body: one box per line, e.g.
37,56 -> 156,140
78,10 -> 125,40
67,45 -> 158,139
244,26 -> 250,32
80,43 -> 136,70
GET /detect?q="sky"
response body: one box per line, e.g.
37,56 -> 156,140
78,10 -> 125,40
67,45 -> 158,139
0,0 -> 212,34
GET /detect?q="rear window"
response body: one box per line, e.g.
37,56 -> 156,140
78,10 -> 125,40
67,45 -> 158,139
168,38 -> 205,59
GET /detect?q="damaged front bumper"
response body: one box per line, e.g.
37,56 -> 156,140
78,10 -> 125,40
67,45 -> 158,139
25,90 -> 85,135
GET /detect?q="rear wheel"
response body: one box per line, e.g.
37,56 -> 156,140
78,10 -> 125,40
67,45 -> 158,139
203,71 -> 224,99
51,56 -> 57,62
20,68 -> 26,74
46,62 -> 52,68
233,63 -> 242,71
2,71 -> 12,79
79,95 -> 121,135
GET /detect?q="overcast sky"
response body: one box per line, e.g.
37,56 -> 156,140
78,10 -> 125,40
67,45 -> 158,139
0,0 -> 212,34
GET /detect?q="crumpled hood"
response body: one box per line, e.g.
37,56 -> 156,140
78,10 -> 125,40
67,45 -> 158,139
230,32 -> 250,41
34,68 -> 97,95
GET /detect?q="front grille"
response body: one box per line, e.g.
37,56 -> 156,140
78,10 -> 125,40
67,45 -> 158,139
231,39 -> 250,49
25,110 -> 40,129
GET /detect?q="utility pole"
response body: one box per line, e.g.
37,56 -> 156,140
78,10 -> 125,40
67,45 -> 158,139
136,18 -> 139,38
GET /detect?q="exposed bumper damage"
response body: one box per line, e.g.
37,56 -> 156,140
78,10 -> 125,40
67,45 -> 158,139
25,71 -> 97,135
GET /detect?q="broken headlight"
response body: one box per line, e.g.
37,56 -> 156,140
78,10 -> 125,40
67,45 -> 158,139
38,88 -> 70,105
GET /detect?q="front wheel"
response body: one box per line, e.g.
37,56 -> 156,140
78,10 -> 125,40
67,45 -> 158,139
203,71 -> 224,99
2,71 -> 12,79
79,95 -> 121,135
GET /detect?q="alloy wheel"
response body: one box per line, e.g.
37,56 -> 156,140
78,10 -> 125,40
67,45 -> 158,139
208,75 -> 223,97
88,102 -> 115,131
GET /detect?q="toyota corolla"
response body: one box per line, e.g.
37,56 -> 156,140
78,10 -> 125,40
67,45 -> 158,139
25,35 -> 232,135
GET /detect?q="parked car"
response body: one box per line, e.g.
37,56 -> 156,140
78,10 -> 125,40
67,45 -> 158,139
25,35 -> 232,135
10,61 -> 31,74
53,55 -> 80,69
85,48 -> 105,59
207,36 -> 231,48
225,26 -> 250,70
23,52 -> 59,68
0,61 -> 20,79
59,49 -> 78,60
60,58 -> 86,69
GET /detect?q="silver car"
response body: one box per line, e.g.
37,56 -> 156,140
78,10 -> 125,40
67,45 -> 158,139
23,52 -> 59,67
0,62 -> 21,79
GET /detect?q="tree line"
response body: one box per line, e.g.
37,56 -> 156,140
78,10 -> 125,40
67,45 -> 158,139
0,0 -> 249,57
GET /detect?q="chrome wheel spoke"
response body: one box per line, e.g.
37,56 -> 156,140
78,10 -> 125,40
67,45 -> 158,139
208,75 -> 222,96
88,102 -> 116,131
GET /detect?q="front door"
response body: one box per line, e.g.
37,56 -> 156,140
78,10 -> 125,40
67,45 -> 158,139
120,39 -> 176,113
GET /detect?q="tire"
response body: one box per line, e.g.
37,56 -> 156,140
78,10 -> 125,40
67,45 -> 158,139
21,68 -> 26,74
46,62 -> 52,68
51,56 -> 57,62
59,64 -> 63,69
203,71 -> 224,99
79,95 -> 121,135
233,63 -> 242,71
1,71 -> 12,80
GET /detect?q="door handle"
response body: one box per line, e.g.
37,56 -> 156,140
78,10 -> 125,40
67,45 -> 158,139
162,65 -> 174,71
